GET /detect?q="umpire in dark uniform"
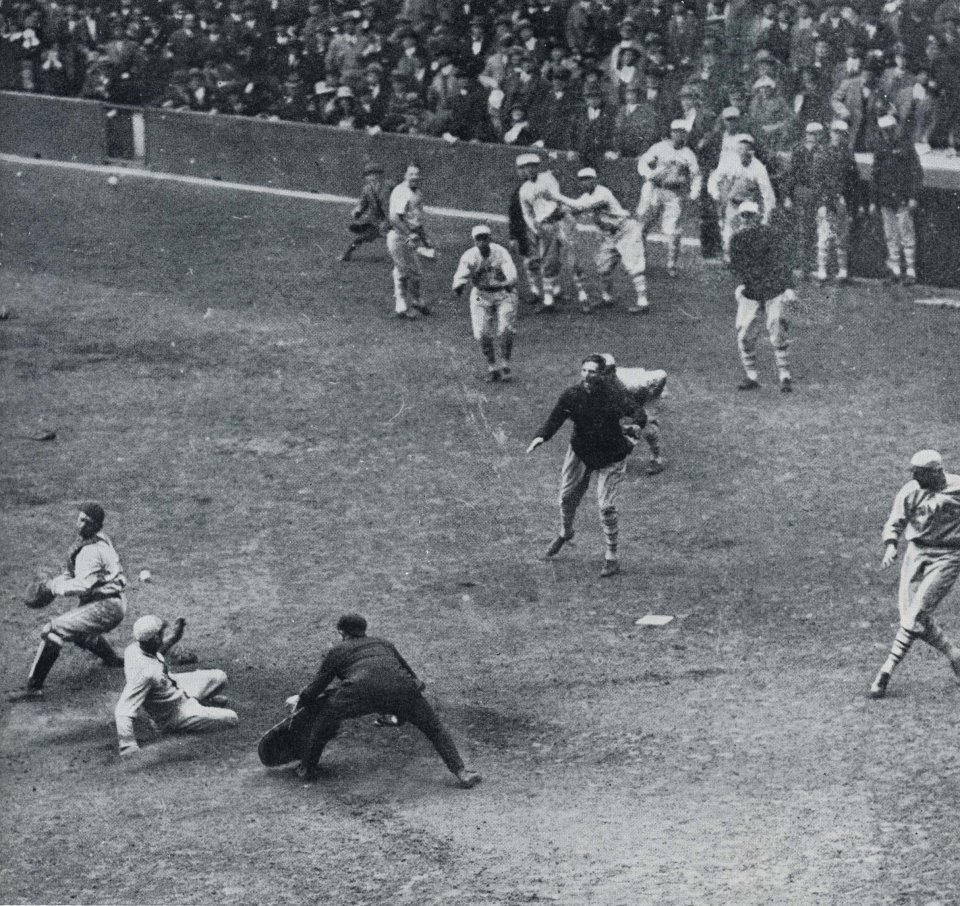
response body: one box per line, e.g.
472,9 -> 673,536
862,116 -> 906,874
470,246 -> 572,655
527,354 -> 647,578
295,613 -> 481,788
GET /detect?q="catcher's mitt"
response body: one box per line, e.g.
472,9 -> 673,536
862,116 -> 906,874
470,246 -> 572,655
24,581 -> 55,609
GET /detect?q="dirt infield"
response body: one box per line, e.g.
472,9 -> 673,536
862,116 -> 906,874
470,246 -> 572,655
1,162 -> 959,905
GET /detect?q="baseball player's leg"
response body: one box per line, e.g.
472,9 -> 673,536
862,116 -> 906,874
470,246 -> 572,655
641,416 -> 664,473
165,696 -> 239,735
815,205 -> 833,280
765,290 -> 793,385
20,626 -> 65,695
407,254 -> 427,313
734,287 -> 763,384
399,693 -> 468,777
635,182 -> 660,235
594,239 -> 620,308
496,294 -> 518,379
559,217 -> 589,305
661,191 -> 683,274
595,459 -> 627,574
897,205 -> 917,280
906,552 -> 960,666
835,201 -> 850,280
721,203 -> 739,262
558,446 -> 591,541
617,221 -> 649,312
538,226 -> 561,307
173,668 -> 229,703
49,597 -> 126,664
879,207 -> 903,277
387,231 -> 411,315
470,295 -> 499,379
873,546 -> 928,695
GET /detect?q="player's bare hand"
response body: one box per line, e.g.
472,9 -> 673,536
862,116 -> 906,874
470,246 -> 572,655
881,544 -> 898,569
526,437 -> 544,454
907,198 -> 918,211
868,203 -> 877,215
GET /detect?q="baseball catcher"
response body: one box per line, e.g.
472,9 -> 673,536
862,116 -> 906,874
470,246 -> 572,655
9,502 -> 128,702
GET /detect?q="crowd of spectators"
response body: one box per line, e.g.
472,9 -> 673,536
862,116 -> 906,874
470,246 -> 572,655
3,0 -> 959,157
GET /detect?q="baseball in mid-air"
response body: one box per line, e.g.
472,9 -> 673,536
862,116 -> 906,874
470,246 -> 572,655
138,569 -> 151,582
107,175 -> 119,186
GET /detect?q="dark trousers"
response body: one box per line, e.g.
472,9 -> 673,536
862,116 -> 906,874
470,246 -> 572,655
699,189 -> 722,259
300,687 -> 465,775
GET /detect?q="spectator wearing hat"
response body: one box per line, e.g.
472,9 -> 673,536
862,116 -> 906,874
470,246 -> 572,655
729,200 -> 797,392
893,65 -> 935,146
293,613 -> 481,787
790,2 -> 819,71
381,70 -> 415,131
502,52 -> 546,125
636,120 -> 702,276
638,0 -> 671,44
613,84 -> 663,157
869,450 -> 960,701
325,12 -> 362,88
565,0 -> 599,58
530,0 -> 566,45
667,1 -> 702,70
831,51 -> 885,151
358,61 -> 387,126
532,69 -> 577,150
749,73 -> 793,152
708,133 -> 777,261
870,114 -> 923,284
452,223 -> 520,382
392,26 -> 426,87
573,87 -> 616,167
503,102 -> 539,145
810,119 -> 859,283
792,67 -> 832,137
342,162 -> 387,261
783,121 -> 827,278
114,615 -> 239,757
609,41 -> 643,105
459,16 -> 491,78
8,503 -> 128,702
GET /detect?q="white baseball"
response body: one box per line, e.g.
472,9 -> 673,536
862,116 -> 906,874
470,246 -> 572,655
107,175 -> 119,186
138,569 -> 152,583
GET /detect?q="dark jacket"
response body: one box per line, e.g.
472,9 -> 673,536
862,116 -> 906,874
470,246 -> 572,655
300,636 -> 420,705
730,223 -> 793,302
538,383 -> 645,470
871,141 -> 923,207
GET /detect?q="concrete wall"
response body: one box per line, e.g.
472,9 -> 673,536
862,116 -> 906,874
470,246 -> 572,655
3,91 -> 959,287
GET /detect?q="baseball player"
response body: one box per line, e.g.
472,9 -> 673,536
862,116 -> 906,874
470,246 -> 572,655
386,164 -> 435,319
292,613 -> 482,788
341,162 -> 387,262
516,152 -> 588,313
813,121 -> 859,284
729,201 -> 797,392
8,502 -> 127,702
707,134 -> 777,263
452,224 -> 519,383
114,614 -> 239,756
551,168 -> 650,314
527,354 -> 648,578
636,121 -> 702,277
508,173 -> 541,302
870,114 -> 923,285
600,354 -> 666,475
870,450 -> 960,699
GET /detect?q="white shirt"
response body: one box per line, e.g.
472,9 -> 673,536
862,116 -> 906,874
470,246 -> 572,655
114,645 -> 190,751
518,171 -> 562,234
708,155 -> 776,218
637,139 -> 702,198
557,184 -> 631,234
452,243 -> 518,295
48,533 -> 127,600
883,474 -> 960,548
388,180 -> 423,232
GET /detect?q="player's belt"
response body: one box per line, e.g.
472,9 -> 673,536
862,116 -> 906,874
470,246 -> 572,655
79,591 -> 124,605
911,539 -> 960,550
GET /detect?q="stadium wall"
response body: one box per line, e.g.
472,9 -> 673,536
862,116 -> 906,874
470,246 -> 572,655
2,90 -> 959,288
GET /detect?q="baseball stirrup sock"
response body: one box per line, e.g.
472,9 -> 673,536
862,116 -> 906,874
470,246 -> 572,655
882,627 -> 917,674
918,619 -> 955,657
392,269 -> 406,309
480,336 -> 496,364
668,237 -> 681,268
600,507 -> 619,558
642,423 -> 662,458
632,274 -> 648,303
27,638 -> 62,689
499,332 -> 513,362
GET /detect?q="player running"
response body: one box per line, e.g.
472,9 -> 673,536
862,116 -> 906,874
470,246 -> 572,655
341,162 -> 387,262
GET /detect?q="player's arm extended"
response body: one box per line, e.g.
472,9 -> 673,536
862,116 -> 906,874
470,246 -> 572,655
881,485 -> 913,564
299,649 -> 341,705
451,251 -> 474,297
48,544 -> 111,597
114,672 -> 154,755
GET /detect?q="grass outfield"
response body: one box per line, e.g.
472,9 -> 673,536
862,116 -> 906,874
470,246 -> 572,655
1,161 -> 959,905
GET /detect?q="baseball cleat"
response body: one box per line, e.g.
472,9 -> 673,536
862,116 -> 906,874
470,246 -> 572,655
646,459 -> 666,475
626,303 -> 650,315
485,369 -> 501,383
869,671 -> 891,699
456,769 -> 482,789
411,303 -> 432,315
667,266 -> 678,278
902,273 -> 916,286
600,559 -> 621,578
500,366 -> 513,383
545,532 -> 574,558
535,303 -> 558,315
737,377 -> 760,391
837,270 -> 849,284
7,687 -> 44,703
779,377 -> 793,393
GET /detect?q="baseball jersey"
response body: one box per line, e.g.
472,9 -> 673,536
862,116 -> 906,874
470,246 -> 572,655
115,645 -> 190,745
560,185 -> 631,235
518,171 -> 563,234
637,140 -> 702,197
708,155 -> 776,216
388,180 -> 423,232
48,533 -> 127,602
883,474 -> 960,548
452,242 -> 518,294
300,636 -> 420,703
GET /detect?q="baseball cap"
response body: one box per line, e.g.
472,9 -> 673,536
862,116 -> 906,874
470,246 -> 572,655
910,450 -> 942,470
362,162 -> 384,175
516,152 -> 540,167
738,200 -> 760,215
722,106 -> 741,119
830,119 -> 849,132
599,353 -> 616,369
472,223 -> 491,239
404,164 -> 421,179
670,119 -> 690,132
133,615 -> 164,642
336,613 -> 367,636
878,114 -> 898,129
736,133 -> 756,146
805,121 -> 824,133
577,167 -> 597,179
79,501 -> 105,529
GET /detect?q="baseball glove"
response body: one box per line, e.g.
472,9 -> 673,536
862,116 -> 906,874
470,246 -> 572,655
24,581 -> 55,609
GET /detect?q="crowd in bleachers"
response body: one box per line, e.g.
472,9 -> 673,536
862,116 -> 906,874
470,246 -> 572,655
2,0 -> 959,156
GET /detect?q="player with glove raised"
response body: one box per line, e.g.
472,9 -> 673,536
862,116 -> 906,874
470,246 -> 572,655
452,224 -> 519,383
9,502 -> 128,702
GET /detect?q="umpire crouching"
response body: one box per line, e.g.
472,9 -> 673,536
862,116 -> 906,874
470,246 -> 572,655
295,614 -> 481,788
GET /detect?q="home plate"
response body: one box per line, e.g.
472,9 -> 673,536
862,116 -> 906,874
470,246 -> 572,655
635,614 -> 674,627
914,297 -> 960,310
